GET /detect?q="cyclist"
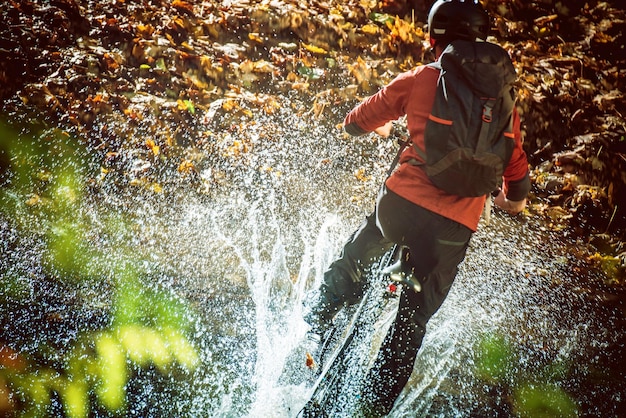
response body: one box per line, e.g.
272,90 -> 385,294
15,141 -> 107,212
303,0 -> 531,415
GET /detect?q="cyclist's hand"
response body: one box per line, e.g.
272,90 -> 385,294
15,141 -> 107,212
494,191 -> 526,215
374,121 -> 393,137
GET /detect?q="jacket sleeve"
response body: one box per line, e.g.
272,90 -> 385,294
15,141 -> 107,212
503,107 -> 531,201
343,71 -> 415,135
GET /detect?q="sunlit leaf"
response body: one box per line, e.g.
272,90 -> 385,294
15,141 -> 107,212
172,0 -> 194,15
361,23 -> 379,35
61,381 -> 89,418
248,32 -> 263,43
301,43 -> 327,55
262,96 -> 281,114
178,159 -> 196,174
347,56 -> 372,88
354,168 -> 371,182
163,328 -> 199,370
95,333 -> 127,411
222,99 -> 239,111
143,328 -> 172,370
118,325 -> 150,366
145,138 -> 160,156
24,372 -> 55,409
177,99 -> 195,114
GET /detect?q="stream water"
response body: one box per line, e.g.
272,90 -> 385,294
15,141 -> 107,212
2,104 -> 625,417
93,105 -> 624,417
126,188 -> 623,418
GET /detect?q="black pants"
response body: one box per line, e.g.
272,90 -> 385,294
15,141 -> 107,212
321,186 -> 472,414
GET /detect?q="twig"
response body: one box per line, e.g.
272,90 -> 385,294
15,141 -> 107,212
605,205 -> 618,234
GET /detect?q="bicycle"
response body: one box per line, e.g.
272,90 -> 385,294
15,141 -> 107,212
297,245 -> 421,417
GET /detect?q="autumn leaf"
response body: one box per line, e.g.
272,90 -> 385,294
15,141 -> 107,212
224,139 -> 249,157
222,99 -> 239,112
145,139 -> 160,156
305,352 -> 316,369
176,99 -> 195,114
354,168 -> 371,182
262,96 -> 281,115
361,23 -> 380,35
248,32 -> 263,43
347,56 -> 372,88
172,0 -> 194,15
177,160 -> 196,174
302,43 -> 327,55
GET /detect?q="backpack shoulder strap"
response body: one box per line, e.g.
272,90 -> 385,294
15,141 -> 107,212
411,61 -> 443,163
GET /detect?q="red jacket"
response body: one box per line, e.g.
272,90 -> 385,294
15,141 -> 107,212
344,64 -> 529,231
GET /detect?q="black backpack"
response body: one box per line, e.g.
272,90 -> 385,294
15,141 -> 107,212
414,40 -> 517,197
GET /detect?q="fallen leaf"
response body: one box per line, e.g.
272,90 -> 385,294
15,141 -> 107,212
302,43 -> 327,55
305,352 -> 316,369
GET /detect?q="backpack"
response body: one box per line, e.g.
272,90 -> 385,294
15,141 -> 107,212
414,40 -> 517,197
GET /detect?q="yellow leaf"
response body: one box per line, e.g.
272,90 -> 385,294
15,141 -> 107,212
145,138 -> 160,156
248,32 -> 263,43
61,381 -> 88,418
178,160 -> 196,174
149,183 -> 163,193
239,59 -> 255,74
163,329 -> 199,370
26,194 -> 42,206
143,329 -> 171,370
302,43 -> 327,55
354,168 -> 371,182
361,24 -> 379,35
95,333 -> 127,411
263,96 -> 281,114
224,139 -> 248,157
222,99 -> 239,111
118,325 -> 150,366
347,56 -> 372,88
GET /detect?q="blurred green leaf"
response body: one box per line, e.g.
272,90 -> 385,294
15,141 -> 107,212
475,334 -> 514,383
95,333 -> 127,411
61,380 -> 89,418
514,382 -> 578,418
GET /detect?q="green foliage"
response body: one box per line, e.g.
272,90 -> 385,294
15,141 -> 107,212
514,382 -> 578,418
475,334 -> 514,383
0,121 -> 200,417
474,333 -> 579,417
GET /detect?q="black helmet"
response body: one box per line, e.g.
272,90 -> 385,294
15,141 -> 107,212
428,0 -> 490,46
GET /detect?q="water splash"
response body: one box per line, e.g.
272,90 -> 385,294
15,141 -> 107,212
2,110 -> 624,416
91,111 -> 623,416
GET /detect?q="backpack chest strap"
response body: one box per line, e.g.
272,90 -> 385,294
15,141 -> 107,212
477,98 -> 496,153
